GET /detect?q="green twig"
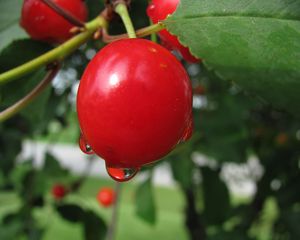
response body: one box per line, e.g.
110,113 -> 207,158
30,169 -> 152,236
0,64 -> 60,122
114,3 -> 136,38
0,16 -> 107,85
106,183 -> 122,240
102,23 -> 164,43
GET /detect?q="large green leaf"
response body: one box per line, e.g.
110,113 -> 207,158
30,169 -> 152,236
165,0 -> 300,116
201,167 -> 231,225
56,204 -> 85,223
169,154 -> 194,189
135,176 -> 157,225
43,152 -> 69,178
0,39 -> 52,123
0,0 -> 27,51
83,210 -> 107,240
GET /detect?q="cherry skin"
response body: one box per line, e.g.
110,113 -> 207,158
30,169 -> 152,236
77,38 -> 193,173
147,0 -> 199,63
20,0 -> 88,44
97,187 -> 115,207
52,184 -> 67,200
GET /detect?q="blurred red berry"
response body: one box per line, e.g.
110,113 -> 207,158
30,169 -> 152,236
52,184 -> 67,200
97,187 -> 115,207
275,133 -> 288,146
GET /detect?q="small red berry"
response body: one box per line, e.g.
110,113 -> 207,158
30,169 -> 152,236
147,0 -> 199,63
275,133 -> 288,146
52,184 -> 67,200
20,0 -> 88,43
193,85 -> 206,95
77,39 -> 193,181
97,188 -> 115,207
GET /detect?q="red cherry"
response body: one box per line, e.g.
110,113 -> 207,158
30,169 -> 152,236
77,39 -> 193,180
20,0 -> 88,43
52,184 -> 67,200
97,187 -> 115,207
147,0 -> 199,63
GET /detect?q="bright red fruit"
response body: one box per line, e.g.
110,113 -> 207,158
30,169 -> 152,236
97,187 -> 115,207
77,39 -> 193,181
52,184 -> 67,200
20,0 -> 88,43
147,0 -> 199,63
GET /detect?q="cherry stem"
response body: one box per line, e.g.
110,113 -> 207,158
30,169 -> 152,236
0,63 -> 60,122
106,182 -> 122,240
0,16 -> 106,85
41,0 -> 85,27
102,23 -> 164,43
114,3 -> 136,38
149,19 -> 158,43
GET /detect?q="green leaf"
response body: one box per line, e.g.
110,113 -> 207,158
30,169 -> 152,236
0,221 -> 23,240
83,210 -> 107,240
135,176 -> 157,225
210,229 -> 253,240
56,204 -> 85,223
275,210 -> 300,239
166,0 -> 300,116
200,167 -> 231,225
43,152 -> 69,178
20,169 -> 47,202
0,128 -> 23,178
0,39 -> 52,122
0,0 -> 27,51
169,154 -> 194,189
197,96 -> 250,163
86,0 -> 105,20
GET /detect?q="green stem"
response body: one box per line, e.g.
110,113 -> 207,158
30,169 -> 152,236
106,183 -> 122,240
102,23 -> 164,43
0,16 -> 106,85
114,3 -> 136,38
138,23 -> 164,38
0,65 -> 60,122
149,19 -> 158,43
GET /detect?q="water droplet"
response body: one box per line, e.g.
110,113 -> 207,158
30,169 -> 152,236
79,134 -> 94,155
106,165 -> 139,182
181,118 -> 194,142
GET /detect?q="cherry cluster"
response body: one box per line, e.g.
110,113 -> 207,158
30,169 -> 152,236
20,0 -> 197,182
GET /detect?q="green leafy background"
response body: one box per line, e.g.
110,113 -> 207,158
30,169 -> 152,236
165,0 -> 300,117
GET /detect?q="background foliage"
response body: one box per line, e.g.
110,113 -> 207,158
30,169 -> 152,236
0,0 -> 299,240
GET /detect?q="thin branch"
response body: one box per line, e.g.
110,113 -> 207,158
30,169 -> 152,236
114,2 -> 136,38
106,183 -> 122,240
102,23 -> 164,43
0,16 -> 106,85
0,63 -> 60,122
41,0 -> 85,27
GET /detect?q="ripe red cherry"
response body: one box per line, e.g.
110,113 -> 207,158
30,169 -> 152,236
77,39 -> 193,181
147,0 -> 199,63
52,184 -> 67,200
20,0 -> 88,43
97,187 -> 115,207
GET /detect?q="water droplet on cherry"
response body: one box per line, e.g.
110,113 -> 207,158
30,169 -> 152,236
106,165 -> 139,182
79,134 -> 94,155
